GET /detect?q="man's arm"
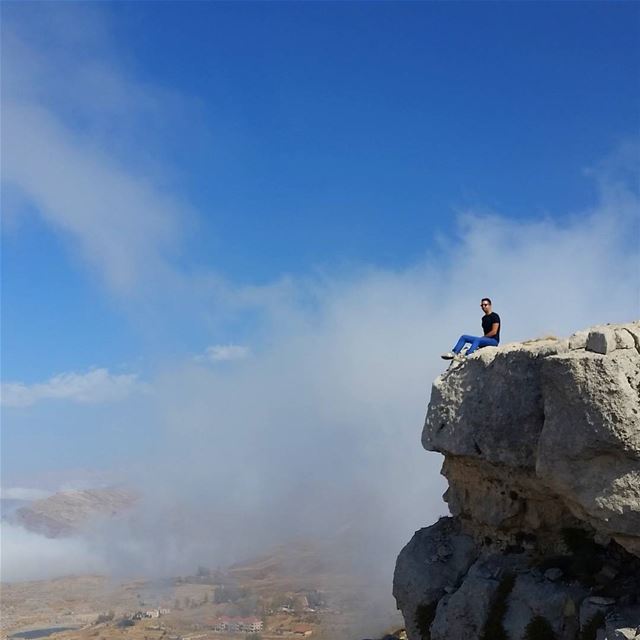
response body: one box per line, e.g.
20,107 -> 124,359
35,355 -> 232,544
484,322 -> 499,338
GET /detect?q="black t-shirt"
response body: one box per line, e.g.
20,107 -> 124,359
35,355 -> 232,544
482,312 -> 501,344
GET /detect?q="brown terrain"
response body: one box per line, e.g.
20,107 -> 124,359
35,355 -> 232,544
1,548 -> 403,640
2,489 -> 403,639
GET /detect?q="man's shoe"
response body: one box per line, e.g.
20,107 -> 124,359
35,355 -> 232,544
453,353 -> 466,362
441,352 -> 455,360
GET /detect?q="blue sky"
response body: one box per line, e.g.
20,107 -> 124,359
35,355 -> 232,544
1,1 -> 639,586
3,1 -> 639,383
122,0 -> 637,274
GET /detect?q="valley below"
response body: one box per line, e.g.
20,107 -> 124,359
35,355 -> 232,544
1,549 -> 403,640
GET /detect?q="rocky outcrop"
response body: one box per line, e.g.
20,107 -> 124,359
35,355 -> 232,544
394,322 -> 640,640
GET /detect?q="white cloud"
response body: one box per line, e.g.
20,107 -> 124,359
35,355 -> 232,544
1,368 -> 143,408
1,5 -> 192,294
2,103 -> 183,293
111,169 -> 639,588
196,344 -> 251,363
0,522 -> 106,582
1,487 -> 51,501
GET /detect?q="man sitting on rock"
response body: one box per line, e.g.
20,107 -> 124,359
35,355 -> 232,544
441,298 -> 501,360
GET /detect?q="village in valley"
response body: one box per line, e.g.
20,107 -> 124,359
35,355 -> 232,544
113,571 -> 326,638
2,576 -> 323,640
82,585 -> 322,639
1,493 -> 404,640
1,549 -> 403,640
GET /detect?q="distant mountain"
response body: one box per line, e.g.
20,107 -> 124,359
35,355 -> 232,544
9,487 -> 137,538
228,541 -> 329,582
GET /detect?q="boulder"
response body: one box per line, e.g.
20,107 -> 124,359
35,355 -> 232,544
429,570 -> 496,640
586,328 -> 618,354
392,517 -> 477,640
502,572 -> 586,640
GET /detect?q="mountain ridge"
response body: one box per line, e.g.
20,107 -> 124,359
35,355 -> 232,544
9,486 -> 137,538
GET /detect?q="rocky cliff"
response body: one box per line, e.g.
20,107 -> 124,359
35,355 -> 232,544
393,322 -> 640,640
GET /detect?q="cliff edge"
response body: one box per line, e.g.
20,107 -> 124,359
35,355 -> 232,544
393,322 -> 640,640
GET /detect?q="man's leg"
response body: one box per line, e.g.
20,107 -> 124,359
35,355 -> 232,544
452,335 -> 474,354
465,336 -> 498,355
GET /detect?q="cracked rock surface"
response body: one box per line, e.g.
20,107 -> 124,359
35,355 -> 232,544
393,322 -> 640,640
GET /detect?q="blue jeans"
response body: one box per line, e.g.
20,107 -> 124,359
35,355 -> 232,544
452,335 -> 498,355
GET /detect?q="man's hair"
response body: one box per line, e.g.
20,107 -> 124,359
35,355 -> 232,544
481,297 -> 492,305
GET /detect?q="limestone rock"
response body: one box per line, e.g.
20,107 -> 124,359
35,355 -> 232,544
605,608 -> 640,640
611,630 -> 637,640
440,456 -> 584,548
538,345 -> 640,555
579,596 -> 615,626
423,340 -> 564,468
502,572 -> 586,640
423,321 -> 640,556
429,554 -> 526,639
392,517 -> 477,640
569,330 -> 589,350
623,325 -> 640,351
429,569 -> 496,639
394,322 -> 640,640
616,328 -> 636,350
587,328 -> 618,354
